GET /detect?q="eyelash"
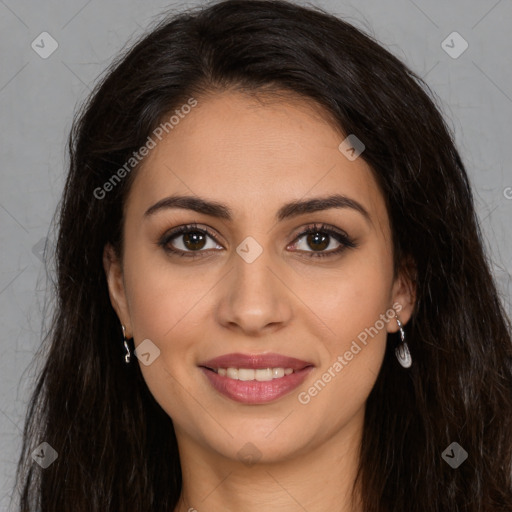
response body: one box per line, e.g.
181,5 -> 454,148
158,222 -> 357,259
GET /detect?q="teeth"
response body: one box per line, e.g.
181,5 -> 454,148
272,368 -> 284,378
226,367 -> 238,379
215,367 -> 295,380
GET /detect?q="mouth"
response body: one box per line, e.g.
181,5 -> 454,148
201,366 -> 304,381
198,352 -> 314,404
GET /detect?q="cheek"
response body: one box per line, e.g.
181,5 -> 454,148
303,248 -> 393,408
126,276 -> 178,342
313,248 -> 393,344
122,240 -> 196,341
123,256 -> 202,421
296,256 -> 392,427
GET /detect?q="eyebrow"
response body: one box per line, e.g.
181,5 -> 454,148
144,193 -> 372,225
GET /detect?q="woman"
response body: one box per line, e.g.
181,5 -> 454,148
13,0 -> 512,510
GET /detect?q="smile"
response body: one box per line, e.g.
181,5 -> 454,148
210,367 -> 294,380
198,352 -> 315,404
200,365 -> 314,404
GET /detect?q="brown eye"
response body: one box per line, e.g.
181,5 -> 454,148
304,231 -> 330,251
290,223 -> 357,259
181,231 -> 208,251
158,224 -> 223,258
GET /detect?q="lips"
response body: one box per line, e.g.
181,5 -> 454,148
199,352 -> 314,371
198,352 -> 315,404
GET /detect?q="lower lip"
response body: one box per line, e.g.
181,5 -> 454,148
200,366 -> 314,404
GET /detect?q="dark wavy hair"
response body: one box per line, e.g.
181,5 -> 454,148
12,0 -> 512,510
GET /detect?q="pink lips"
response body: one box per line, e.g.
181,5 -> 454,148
199,352 -> 313,371
199,352 -> 314,404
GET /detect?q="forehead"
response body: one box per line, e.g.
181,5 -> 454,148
125,90 -> 387,229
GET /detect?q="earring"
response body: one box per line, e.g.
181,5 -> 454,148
395,317 -> 412,368
122,325 -> 131,364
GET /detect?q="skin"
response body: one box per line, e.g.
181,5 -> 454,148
104,90 -> 416,512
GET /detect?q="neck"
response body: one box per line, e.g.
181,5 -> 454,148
172,408 -> 365,512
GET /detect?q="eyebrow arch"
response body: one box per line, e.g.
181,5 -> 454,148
144,193 -> 372,225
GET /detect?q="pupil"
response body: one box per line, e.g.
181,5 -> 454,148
184,232 -> 206,250
308,232 -> 328,251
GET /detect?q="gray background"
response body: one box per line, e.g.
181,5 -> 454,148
1,0 -> 511,509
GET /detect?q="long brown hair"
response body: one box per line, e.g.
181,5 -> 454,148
13,1 -> 512,510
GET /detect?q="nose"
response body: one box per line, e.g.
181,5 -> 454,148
215,247 -> 293,336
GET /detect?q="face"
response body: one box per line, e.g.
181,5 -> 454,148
104,90 -> 415,465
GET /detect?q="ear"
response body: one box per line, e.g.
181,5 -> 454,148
387,255 -> 417,334
103,243 -> 132,337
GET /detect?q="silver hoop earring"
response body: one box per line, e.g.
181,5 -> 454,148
122,325 -> 131,364
395,317 -> 412,368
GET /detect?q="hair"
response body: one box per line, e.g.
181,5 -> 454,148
12,0 -> 512,510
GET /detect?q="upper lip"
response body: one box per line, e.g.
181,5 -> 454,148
199,352 -> 314,370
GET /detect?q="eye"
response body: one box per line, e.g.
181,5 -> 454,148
158,222 -> 357,259
289,223 -> 357,258
158,223 -> 223,258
